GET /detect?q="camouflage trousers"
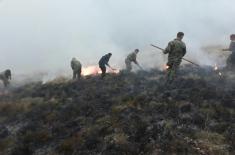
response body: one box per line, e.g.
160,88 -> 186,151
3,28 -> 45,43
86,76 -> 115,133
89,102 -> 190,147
99,65 -> 106,78
125,59 -> 132,72
166,59 -> 182,83
73,69 -> 81,79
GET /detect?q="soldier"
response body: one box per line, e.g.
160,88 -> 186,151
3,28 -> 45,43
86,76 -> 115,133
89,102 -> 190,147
125,49 -> 142,72
0,69 -> 11,88
163,32 -> 186,82
99,53 -> 114,78
71,57 -> 82,79
223,34 -> 235,68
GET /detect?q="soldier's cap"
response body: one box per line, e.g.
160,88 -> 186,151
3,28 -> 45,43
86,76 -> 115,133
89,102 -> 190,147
135,49 -> 139,52
108,53 -> 112,56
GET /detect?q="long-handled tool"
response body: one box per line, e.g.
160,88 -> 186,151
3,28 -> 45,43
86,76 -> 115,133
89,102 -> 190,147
150,44 -> 200,67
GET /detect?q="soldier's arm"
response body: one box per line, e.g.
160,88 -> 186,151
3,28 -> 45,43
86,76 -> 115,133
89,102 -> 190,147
133,54 -> 138,65
104,56 -> 109,67
164,42 -> 173,54
105,59 -> 111,68
106,63 -> 116,70
133,59 -> 139,65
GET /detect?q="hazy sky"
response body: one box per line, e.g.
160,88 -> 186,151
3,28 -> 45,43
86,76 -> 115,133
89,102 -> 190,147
0,0 -> 234,74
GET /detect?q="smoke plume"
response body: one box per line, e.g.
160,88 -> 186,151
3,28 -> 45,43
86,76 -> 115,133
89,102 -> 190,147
0,0 -> 234,81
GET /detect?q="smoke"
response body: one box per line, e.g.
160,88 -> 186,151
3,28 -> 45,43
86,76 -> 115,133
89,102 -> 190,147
0,0 -> 234,79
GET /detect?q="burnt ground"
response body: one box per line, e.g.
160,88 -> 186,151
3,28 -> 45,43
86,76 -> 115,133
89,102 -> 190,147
0,65 -> 234,155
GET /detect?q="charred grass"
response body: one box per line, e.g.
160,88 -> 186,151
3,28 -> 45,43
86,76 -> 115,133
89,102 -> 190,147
0,67 -> 234,155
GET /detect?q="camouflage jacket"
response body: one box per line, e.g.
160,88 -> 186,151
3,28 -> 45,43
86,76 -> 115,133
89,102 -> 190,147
164,38 -> 186,61
99,54 -> 111,66
71,59 -> 82,71
126,52 -> 137,63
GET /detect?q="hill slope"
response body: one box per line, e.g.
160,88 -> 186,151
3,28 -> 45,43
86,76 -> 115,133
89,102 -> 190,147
0,67 -> 235,155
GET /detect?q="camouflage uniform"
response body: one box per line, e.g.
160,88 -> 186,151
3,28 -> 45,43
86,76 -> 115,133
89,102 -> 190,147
71,58 -> 82,79
125,52 -> 138,72
164,38 -> 186,81
99,54 -> 112,78
0,70 -> 11,87
226,41 -> 235,68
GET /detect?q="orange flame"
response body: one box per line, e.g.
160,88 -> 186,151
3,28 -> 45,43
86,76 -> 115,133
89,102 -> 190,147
82,66 -> 101,76
110,69 -> 120,74
82,66 -> 120,76
163,64 -> 169,70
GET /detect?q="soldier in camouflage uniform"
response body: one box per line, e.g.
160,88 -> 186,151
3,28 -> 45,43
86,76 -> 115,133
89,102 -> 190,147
99,53 -> 114,78
71,58 -> 82,79
163,32 -> 186,82
0,69 -> 11,88
125,49 -> 141,72
223,34 -> 235,69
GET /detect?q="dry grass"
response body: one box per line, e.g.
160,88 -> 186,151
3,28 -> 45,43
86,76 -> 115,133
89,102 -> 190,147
0,97 -> 43,117
22,130 -> 51,144
0,137 -> 14,152
195,131 -> 230,155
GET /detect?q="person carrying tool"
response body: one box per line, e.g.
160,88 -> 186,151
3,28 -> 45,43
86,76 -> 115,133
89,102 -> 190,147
163,32 -> 187,82
125,49 -> 142,72
99,53 -> 115,78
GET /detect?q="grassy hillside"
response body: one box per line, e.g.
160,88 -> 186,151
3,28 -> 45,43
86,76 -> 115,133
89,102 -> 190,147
0,67 -> 234,155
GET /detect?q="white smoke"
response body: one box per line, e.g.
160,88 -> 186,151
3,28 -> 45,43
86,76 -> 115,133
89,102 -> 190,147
0,0 -> 234,77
